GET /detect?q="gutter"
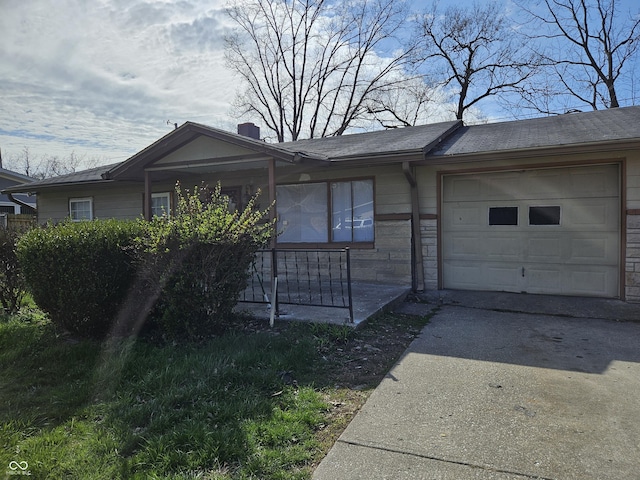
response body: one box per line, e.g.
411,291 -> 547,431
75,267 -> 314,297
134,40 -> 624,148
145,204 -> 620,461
7,192 -> 36,213
419,137 -> 640,166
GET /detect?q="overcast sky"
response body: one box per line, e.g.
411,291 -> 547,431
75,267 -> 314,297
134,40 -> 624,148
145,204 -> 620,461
1,0 -> 239,165
1,0 -> 638,169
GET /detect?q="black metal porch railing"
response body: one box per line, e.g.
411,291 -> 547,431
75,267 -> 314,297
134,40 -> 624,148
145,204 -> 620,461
240,248 -> 354,323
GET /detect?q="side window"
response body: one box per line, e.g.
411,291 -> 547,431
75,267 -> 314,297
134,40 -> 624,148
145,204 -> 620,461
489,206 -> 518,226
151,192 -> 171,217
69,197 -> 93,221
0,206 -> 16,214
529,206 -> 561,225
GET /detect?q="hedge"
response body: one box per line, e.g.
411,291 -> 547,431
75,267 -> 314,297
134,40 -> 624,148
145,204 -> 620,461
16,219 -> 144,338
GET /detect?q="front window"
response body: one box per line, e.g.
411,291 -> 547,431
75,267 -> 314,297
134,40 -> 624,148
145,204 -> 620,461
69,197 -> 93,221
151,192 -> 171,217
277,183 -> 328,242
277,179 -> 374,244
331,180 -> 374,242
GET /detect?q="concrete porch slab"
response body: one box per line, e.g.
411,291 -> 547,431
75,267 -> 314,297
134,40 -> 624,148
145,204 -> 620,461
236,282 -> 410,326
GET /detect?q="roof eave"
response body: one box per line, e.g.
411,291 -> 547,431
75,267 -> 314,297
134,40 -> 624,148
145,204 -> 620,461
419,138 -> 640,165
0,169 -> 34,183
2,179 -> 116,195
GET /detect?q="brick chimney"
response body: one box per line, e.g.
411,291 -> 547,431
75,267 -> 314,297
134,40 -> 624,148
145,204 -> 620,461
237,122 -> 261,140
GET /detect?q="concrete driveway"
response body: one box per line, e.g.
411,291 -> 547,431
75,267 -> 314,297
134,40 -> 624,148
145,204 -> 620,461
313,293 -> 640,480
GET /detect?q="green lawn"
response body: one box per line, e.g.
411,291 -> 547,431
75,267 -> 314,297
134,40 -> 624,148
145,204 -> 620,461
0,309 -> 431,479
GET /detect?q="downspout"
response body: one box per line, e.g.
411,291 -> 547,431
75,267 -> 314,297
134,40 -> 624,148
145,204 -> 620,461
403,161 -> 425,292
7,193 -> 35,214
144,170 -> 152,220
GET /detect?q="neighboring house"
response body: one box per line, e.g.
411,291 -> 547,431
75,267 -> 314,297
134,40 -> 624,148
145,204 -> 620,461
0,167 -> 36,216
4,107 -> 640,302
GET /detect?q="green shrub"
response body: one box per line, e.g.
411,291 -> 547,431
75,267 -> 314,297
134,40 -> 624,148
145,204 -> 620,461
16,219 -> 144,338
137,182 -> 274,340
0,227 -> 28,316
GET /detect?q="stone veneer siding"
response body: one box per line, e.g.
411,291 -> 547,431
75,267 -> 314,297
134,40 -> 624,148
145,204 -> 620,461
626,214 -> 640,302
349,219 -> 412,284
420,218 -> 438,290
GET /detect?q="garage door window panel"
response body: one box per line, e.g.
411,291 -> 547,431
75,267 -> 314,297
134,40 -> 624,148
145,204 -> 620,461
529,206 -> 561,226
489,207 -> 518,226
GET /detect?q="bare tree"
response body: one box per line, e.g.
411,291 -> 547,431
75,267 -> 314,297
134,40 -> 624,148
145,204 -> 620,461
362,77 -> 485,128
365,78 -> 441,128
4,148 -> 100,179
518,0 -> 640,112
224,0 -> 413,142
413,1 -> 541,121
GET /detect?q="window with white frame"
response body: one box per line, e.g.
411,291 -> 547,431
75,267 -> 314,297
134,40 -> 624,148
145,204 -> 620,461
276,179 -> 374,244
151,192 -> 171,217
69,197 -> 93,221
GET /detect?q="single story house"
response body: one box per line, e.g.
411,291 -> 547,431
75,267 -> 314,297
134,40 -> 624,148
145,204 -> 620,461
4,107 -> 640,302
0,167 -> 36,218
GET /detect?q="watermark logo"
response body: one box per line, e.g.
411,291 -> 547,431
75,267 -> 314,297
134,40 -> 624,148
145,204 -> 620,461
7,461 -> 31,476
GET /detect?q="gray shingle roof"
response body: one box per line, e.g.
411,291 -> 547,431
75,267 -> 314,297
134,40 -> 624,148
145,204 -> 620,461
0,168 -> 33,183
2,163 -> 120,193
430,105 -> 640,157
279,121 -> 461,159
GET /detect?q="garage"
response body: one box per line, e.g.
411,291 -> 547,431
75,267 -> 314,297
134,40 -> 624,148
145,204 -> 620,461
441,164 -> 620,297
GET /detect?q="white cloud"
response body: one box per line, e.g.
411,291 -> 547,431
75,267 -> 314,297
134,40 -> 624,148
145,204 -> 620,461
0,0 -> 237,166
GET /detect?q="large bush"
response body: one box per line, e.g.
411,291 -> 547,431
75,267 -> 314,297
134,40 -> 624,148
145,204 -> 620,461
0,227 -> 28,316
138,183 -> 274,340
16,219 -> 144,338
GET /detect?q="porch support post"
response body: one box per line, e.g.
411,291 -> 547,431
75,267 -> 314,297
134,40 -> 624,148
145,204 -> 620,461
403,162 -> 425,292
268,157 -> 277,248
144,170 -> 152,221
268,157 -> 278,316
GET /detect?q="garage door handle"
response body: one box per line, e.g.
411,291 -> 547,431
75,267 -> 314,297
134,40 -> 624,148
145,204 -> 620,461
522,267 -> 525,277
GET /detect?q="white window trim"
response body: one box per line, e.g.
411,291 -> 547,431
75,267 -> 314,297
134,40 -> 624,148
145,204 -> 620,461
69,197 -> 93,222
151,192 -> 172,217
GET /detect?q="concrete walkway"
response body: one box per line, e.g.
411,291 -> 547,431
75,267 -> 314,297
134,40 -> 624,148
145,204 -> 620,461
313,291 -> 640,480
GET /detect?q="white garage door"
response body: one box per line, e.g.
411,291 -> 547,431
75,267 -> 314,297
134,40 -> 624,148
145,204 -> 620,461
442,165 -> 620,297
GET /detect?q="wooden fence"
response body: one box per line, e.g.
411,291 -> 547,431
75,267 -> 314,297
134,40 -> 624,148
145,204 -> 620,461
0,214 -> 37,231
